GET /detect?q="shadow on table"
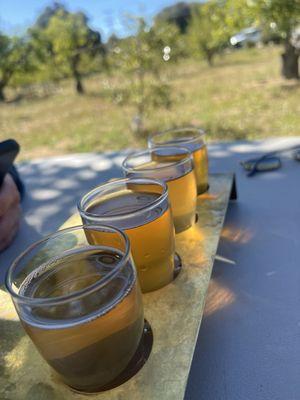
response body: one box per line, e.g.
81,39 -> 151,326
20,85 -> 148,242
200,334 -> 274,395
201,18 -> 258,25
0,311 -> 62,399
185,142 -> 300,400
0,151 -> 130,283
184,202 -> 255,400
2,140 -> 299,283
1,141 -> 300,399
20,151 -> 127,232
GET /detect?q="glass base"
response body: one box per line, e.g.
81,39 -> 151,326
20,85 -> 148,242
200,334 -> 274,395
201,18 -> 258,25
68,320 -> 153,394
197,184 -> 210,196
174,252 -> 182,280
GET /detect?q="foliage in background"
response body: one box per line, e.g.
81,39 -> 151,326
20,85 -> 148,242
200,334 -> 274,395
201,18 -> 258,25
0,34 -> 33,101
224,0 -> 256,33
0,0 -> 299,107
29,4 -> 104,94
250,0 -> 300,79
110,17 -> 183,134
188,1 -> 229,66
1,47 -> 299,160
155,2 -> 192,34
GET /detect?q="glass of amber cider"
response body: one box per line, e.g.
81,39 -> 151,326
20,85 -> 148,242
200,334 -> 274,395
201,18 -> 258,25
5,225 -> 144,393
148,127 -> 209,194
79,178 -> 176,293
122,147 -> 197,233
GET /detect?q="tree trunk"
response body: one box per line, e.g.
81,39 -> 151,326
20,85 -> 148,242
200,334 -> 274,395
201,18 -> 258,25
134,38 -> 145,136
0,82 -> 6,102
75,78 -> 84,95
207,52 -> 214,67
71,56 -> 85,94
204,47 -> 214,67
281,39 -> 299,80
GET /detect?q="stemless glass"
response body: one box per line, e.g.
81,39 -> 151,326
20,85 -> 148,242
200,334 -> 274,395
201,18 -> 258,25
148,127 -> 209,194
122,147 -> 197,233
5,225 -> 144,393
78,178 -> 176,293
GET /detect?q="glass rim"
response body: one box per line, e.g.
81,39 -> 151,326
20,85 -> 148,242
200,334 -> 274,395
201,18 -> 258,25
78,177 -> 168,221
5,224 -> 131,306
148,126 -> 206,147
122,146 -> 193,175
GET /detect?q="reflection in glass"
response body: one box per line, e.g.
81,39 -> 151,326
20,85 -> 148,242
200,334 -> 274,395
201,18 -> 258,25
79,178 -> 176,293
5,225 -> 144,393
122,147 -> 197,233
149,127 -> 209,194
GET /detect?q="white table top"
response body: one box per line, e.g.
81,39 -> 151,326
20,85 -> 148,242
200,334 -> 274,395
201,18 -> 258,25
1,137 -> 300,400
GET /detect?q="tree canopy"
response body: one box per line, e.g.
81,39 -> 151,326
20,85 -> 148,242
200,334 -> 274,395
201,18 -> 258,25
0,0 -> 299,101
155,2 -> 193,34
110,16 -> 183,132
251,0 -> 300,78
29,4 -> 103,93
188,0 -> 230,65
253,0 -> 300,37
0,33 -> 33,100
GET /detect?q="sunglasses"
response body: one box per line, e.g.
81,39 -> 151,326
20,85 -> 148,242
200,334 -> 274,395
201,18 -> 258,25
241,144 -> 300,177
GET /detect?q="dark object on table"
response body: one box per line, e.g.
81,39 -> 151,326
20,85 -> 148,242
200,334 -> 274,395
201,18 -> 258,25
293,149 -> 300,161
0,139 -> 19,187
9,165 -> 25,199
0,139 -> 24,198
241,157 -> 281,173
241,143 -> 300,177
230,174 -> 238,200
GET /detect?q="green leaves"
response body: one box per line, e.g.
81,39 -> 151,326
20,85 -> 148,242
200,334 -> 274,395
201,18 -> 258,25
28,5 -> 103,93
252,0 -> 300,36
0,33 -> 33,100
187,1 -> 230,65
109,17 -> 182,130
1,0 -> 298,100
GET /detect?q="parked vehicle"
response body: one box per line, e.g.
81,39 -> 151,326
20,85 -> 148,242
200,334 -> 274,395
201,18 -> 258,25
230,28 -> 262,48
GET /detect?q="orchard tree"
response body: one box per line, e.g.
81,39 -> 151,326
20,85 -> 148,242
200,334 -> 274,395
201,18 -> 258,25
111,17 -> 183,134
224,0 -> 256,33
155,2 -> 192,34
106,34 -> 121,51
0,34 -> 32,101
188,1 -> 229,66
45,11 -> 101,93
252,0 -> 300,79
30,5 -> 103,94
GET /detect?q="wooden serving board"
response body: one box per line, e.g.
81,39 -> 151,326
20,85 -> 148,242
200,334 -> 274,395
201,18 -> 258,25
0,174 -> 235,400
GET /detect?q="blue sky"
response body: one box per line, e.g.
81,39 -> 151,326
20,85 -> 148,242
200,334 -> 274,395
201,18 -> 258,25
0,0 -> 203,40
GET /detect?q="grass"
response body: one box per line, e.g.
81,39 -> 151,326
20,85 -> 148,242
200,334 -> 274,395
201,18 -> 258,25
0,46 -> 299,161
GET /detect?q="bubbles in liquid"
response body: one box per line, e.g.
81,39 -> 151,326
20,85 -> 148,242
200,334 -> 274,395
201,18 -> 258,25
139,265 -> 148,272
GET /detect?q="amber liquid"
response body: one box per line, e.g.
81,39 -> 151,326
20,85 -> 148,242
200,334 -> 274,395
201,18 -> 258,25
86,191 -> 175,293
19,248 -> 144,393
152,141 -> 209,194
166,170 -> 197,233
192,144 -> 209,194
130,159 -> 197,233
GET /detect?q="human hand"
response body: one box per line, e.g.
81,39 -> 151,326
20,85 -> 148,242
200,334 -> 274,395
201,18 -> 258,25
0,174 -> 21,252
